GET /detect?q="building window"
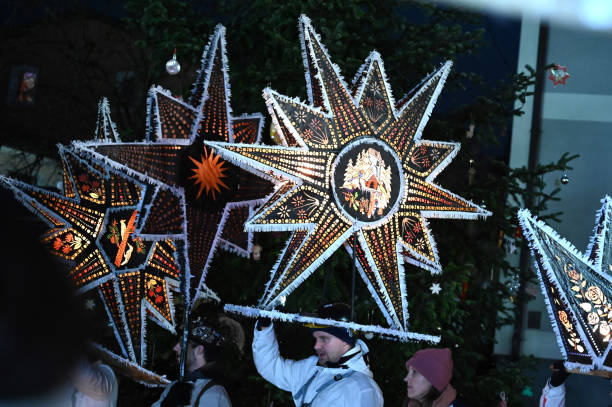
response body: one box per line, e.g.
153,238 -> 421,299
527,311 -> 541,329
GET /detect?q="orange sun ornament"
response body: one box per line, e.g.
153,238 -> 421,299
189,147 -> 230,199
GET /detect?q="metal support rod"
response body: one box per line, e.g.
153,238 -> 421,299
511,22 -> 549,360
179,299 -> 190,380
319,260 -> 334,307
350,231 -> 357,321
178,243 -> 190,381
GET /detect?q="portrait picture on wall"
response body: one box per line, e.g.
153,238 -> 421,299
7,66 -> 38,106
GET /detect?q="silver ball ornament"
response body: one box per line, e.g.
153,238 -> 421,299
166,51 -> 181,75
560,174 -> 569,185
364,332 -> 374,340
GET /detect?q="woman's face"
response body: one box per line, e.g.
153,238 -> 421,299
404,366 -> 433,400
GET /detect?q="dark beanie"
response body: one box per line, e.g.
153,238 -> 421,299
311,325 -> 357,346
405,348 -> 453,391
307,303 -> 357,346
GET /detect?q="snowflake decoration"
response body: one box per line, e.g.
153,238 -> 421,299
85,298 -> 96,310
518,196 -> 612,372
74,25 -> 273,307
211,16 -> 489,333
429,283 -> 442,295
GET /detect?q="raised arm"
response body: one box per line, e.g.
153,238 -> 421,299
252,322 -> 314,393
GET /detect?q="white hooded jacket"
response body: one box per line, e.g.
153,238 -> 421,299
252,323 -> 384,407
539,379 -> 565,407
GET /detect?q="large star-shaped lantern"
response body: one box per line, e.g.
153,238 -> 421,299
519,196 -> 612,372
211,16 -> 490,333
1,145 -> 181,365
75,25 -> 273,307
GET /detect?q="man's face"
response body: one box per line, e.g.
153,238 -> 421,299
312,331 -> 351,364
173,341 -> 201,372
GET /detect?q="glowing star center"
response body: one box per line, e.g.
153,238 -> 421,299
188,147 -> 230,199
331,138 -> 404,227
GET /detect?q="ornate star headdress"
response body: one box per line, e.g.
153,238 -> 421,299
74,25 -> 273,307
518,196 -> 612,372
215,15 -> 490,341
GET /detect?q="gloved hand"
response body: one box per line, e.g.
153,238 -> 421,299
550,360 -> 570,387
161,381 -> 193,407
256,317 -> 272,330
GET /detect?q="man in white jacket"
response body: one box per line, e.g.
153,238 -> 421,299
252,303 -> 384,407
538,361 -> 568,407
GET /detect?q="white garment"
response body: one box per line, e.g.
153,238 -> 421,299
539,379 -> 565,407
252,323 -> 384,407
0,363 -> 117,407
152,378 -> 231,407
72,363 -> 118,407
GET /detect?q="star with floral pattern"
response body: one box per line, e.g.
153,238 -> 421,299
518,196 -> 612,371
75,25 -> 273,307
209,16 -> 490,332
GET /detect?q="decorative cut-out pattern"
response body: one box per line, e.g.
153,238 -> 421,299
1,146 -> 181,365
211,15 -> 489,334
519,196 -> 612,372
74,25 -> 273,306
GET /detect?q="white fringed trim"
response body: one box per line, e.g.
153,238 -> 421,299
399,214 -> 442,274
353,51 -> 398,120
232,112 -> 266,144
298,15 -> 316,107
413,140 -> 461,183
260,225 -> 319,306
204,140 -> 306,185
345,240 -> 397,329
195,284 -> 221,304
401,61 -> 453,142
518,209 -> 610,366
532,260 -> 571,362
585,195 -> 612,271
262,226 -> 355,308
145,89 -> 156,142
98,284 -> 129,359
298,15 -> 355,117
189,25 -> 217,105
91,342 -> 170,386
355,230 -> 403,329
188,24 -> 235,143
259,230 -> 307,304
95,97 -> 121,142
263,88 -> 320,149
563,361 -> 594,372
111,276 -> 138,363
350,54 -> 373,98
72,141 -> 184,197
224,304 -> 440,343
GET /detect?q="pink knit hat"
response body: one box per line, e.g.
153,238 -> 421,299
405,348 -> 453,391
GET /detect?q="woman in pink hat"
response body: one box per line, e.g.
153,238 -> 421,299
403,348 -> 462,407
